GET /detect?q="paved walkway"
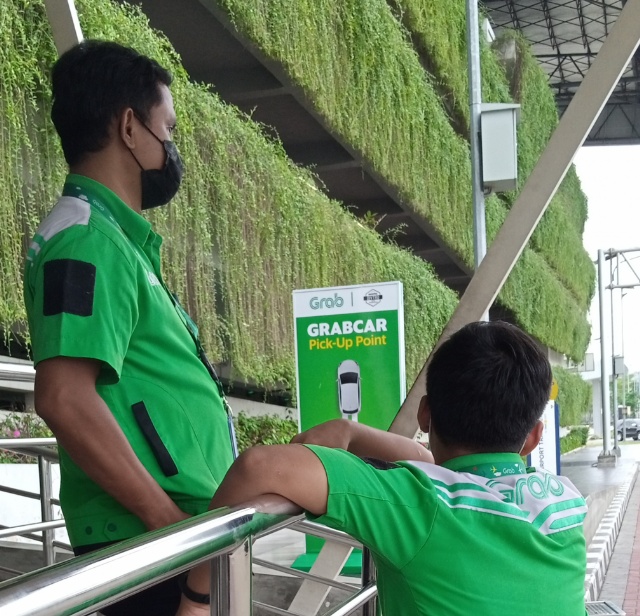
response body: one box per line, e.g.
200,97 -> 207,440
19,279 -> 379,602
562,440 -> 640,615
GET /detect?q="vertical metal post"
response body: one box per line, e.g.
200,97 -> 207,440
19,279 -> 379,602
611,255 -> 620,455
621,288 -> 627,440
37,456 -> 55,566
612,369 -> 619,448
361,548 -> 377,616
229,539 -> 252,615
210,540 -> 252,616
211,553 -> 231,616
598,250 -> 615,465
466,0 -> 488,323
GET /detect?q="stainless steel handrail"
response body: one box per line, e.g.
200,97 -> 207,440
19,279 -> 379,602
0,520 -> 65,540
326,584 -> 377,616
252,557 -> 359,592
255,584 -> 376,616
0,437 -> 61,565
0,502 -> 300,616
0,438 -> 378,616
0,438 -> 59,463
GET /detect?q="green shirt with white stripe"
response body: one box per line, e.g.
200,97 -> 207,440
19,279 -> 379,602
24,174 -> 234,547
307,446 -> 587,616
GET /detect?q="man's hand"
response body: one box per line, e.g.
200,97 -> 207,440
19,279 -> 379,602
35,356 -> 185,530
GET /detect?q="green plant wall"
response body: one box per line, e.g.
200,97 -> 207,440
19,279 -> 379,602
388,0 -> 594,310
1,0 -> 595,399
553,366 -> 593,427
0,0 -> 458,394
216,0 -> 590,360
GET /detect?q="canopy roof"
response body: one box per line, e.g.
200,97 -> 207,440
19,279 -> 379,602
484,0 -> 640,144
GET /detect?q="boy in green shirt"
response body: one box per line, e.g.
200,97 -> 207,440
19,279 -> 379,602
178,321 -> 587,616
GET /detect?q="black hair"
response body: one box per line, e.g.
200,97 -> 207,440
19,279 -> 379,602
426,321 -> 552,452
51,40 -> 173,166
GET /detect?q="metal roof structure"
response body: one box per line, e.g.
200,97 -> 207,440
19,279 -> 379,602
484,0 -> 640,145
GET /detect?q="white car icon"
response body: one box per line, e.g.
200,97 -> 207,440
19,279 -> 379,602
337,360 -> 361,417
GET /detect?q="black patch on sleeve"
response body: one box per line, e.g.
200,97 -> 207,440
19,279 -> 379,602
132,401 -> 179,477
43,259 -> 96,317
360,457 -> 400,471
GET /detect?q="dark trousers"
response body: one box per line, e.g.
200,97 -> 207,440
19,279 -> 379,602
74,542 -> 182,616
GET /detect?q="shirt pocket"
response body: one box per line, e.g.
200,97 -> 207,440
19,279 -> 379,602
131,400 -> 179,477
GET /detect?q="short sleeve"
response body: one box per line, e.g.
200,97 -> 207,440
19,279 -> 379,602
26,225 -> 138,383
304,445 -> 439,569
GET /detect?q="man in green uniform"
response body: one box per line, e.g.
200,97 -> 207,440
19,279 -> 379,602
178,321 -> 587,616
24,41 -> 234,615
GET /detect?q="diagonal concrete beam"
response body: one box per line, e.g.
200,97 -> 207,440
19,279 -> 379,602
390,0 -> 640,437
43,0 -> 83,56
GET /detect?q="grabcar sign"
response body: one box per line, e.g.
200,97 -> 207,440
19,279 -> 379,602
293,282 -> 406,433
292,282 -> 406,573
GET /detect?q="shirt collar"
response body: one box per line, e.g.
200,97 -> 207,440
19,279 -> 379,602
441,453 -> 527,478
63,174 -> 154,247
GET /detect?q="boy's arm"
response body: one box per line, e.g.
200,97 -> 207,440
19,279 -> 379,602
176,425 -> 434,616
291,418 -> 434,464
176,444 -> 326,616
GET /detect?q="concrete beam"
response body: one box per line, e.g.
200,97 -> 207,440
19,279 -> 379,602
43,0 -> 83,55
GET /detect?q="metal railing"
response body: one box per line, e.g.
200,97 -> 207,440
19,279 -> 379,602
0,439 -> 377,616
0,499 -> 376,616
0,438 -> 67,570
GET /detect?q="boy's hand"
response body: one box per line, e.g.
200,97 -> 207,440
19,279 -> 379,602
291,419 -> 352,450
292,419 -> 434,464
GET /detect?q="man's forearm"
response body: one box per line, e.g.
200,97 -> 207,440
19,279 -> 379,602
178,444 -> 328,614
36,368 -> 185,529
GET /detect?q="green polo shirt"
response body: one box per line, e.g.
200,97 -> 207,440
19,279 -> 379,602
306,446 -> 587,616
24,174 -> 234,547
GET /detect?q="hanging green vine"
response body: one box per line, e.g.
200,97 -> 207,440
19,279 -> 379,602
553,366 -> 593,427
215,0 -> 591,359
385,0 -> 594,309
0,0 -> 595,396
0,0 -> 458,394
0,0 -> 66,341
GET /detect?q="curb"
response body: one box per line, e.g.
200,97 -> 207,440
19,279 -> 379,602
584,465 -> 638,601
562,445 -> 587,457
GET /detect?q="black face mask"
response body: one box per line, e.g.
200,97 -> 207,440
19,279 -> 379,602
129,116 -> 184,210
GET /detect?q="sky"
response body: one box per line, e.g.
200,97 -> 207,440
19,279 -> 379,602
573,145 -> 640,373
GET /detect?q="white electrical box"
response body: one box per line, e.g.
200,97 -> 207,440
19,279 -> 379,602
480,103 -> 520,193
613,355 -> 625,376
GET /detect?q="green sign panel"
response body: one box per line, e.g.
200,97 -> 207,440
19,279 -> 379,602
293,281 -> 406,433
292,282 -> 406,574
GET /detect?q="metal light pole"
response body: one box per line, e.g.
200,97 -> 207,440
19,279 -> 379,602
610,254 -> 620,455
597,247 -> 640,465
621,290 -> 627,439
598,249 -> 615,465
466,0 -> 487,321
